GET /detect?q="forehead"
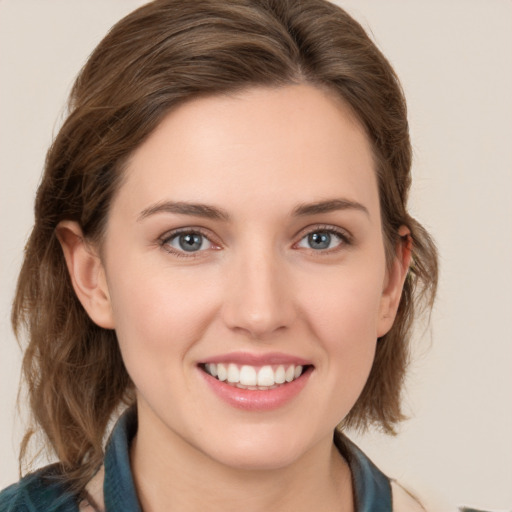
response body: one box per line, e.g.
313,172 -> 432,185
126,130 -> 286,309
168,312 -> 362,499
116,84 -> 378,219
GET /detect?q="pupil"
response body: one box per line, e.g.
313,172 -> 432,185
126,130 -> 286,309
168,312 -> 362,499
309,232 -> 331,250
179,233 -> 202,251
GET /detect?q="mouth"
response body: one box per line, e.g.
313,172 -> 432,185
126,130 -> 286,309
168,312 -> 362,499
198,355 -> 314,411
199,363 -> 311,390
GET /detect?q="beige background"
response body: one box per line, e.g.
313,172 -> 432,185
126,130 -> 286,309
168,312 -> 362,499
1,1 -> 511,510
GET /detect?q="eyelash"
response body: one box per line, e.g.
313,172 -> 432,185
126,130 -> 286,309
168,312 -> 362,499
158,228 -> 218,258
158,224 -> 352,258
293,224 -> 353,254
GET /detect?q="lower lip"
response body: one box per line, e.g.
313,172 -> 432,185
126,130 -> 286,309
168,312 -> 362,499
199,367 -> 312,411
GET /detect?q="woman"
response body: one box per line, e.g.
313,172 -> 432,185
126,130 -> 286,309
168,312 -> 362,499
0,0 -> 438,510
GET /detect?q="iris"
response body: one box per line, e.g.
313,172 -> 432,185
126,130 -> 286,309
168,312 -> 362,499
178,233 -> 203,252
308,232 -> 332,250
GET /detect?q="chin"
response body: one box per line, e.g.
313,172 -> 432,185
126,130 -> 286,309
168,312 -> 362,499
200,426 -> 316,472
210,449 -> 302,472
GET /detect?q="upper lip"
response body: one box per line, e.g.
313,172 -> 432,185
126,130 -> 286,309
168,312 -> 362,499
199,351 -> 312,367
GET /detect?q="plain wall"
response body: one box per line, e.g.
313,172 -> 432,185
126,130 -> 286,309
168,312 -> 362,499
1,1 -> 511,510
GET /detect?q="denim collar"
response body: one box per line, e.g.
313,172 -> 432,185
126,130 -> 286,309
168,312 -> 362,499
334,430 -> 392,511
101,409 -> 391,511
103,409 -> 142,512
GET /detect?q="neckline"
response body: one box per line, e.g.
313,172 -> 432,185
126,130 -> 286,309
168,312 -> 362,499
99,408 -> 391,511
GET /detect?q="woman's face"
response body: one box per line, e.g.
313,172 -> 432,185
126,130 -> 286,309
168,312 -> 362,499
94,84 -> 405,470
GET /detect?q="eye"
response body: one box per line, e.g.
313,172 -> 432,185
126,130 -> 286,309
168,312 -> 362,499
296,229 -> 347,251
161,230 -> 215,255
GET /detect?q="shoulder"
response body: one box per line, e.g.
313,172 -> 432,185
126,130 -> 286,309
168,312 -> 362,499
0,465 -> 78,512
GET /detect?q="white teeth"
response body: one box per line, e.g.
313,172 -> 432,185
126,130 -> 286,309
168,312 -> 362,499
217,363 -> 227,381
257,365 -> 275,387
227,363 -> 239,383
204,363 -> 306,387
239,365 -> 257,386
274,365 -> 286,384
208,363 -> 217,377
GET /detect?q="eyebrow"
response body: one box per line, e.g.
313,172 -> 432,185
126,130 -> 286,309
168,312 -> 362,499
137,198 -> 368,223
292,198 -> 369,217
137,201 -> 230,222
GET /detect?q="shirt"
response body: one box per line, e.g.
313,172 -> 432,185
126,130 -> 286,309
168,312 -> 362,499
0,409 -> 419,511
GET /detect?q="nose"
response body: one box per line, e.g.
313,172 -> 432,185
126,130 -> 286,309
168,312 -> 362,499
221,245 -> 296,340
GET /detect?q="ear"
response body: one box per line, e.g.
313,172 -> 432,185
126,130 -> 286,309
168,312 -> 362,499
377,225 -> 412,337
56,221 -> 115,329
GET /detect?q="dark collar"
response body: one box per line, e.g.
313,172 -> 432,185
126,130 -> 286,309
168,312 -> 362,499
101,409 -> 391,511
103,408 -> 141,512
334,430 -> 392,511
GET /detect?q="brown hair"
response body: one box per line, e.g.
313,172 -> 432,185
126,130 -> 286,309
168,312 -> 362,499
12,0 -> 438,492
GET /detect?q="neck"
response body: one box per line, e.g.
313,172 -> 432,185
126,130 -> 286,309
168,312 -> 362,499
130,413 -> 354,512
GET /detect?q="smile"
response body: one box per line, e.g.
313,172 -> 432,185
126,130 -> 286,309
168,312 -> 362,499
198,353 -> 313,411
202,363 -> 306,390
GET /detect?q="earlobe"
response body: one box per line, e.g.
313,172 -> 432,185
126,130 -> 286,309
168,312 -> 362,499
377,226 -> 412,337
56,221 -> 115,329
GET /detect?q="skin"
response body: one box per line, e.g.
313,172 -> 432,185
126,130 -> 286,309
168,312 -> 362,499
58,84 -> 410,512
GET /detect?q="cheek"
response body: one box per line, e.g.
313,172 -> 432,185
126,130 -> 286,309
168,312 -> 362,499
302,265 -> 385,346
106,262 -> 221,369
319,288 -> 380,381
298,264 -> 385,403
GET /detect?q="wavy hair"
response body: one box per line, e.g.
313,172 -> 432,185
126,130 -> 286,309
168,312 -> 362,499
12,0 -> 438,493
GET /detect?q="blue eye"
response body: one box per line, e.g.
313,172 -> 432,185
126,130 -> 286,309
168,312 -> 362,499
165,232 -> 212,253
297,230 -> 345,251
